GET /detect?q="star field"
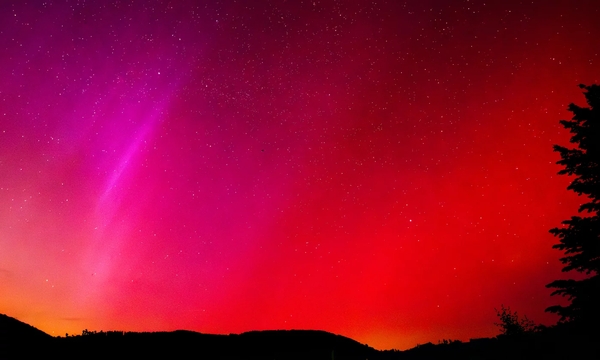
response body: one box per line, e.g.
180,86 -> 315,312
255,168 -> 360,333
0,0 -> 599,350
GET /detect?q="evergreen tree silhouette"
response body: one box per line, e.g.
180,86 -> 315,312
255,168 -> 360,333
546,84 -> 600,325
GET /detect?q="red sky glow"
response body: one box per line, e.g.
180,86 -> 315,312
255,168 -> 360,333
1,0 -> 599,350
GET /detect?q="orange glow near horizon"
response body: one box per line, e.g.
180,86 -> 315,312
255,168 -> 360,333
1,0 -> 599,350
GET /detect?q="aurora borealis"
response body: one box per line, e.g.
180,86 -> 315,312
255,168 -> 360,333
1,0 -> 599,350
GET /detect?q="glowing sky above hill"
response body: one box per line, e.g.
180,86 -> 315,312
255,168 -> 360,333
1,0 -> 599,350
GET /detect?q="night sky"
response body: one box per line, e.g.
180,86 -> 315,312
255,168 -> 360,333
1,0 -> 599,350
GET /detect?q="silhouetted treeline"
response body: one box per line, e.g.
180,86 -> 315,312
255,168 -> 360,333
1,314 -> 375,360
1,313 -> 598,359
379,322 -> 597,360
55,329 -> 376,359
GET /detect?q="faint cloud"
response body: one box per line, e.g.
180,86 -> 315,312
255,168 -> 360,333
60,317 -> 84,322
0,268 -> 13,279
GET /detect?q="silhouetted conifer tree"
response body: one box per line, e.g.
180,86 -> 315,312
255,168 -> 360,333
546,84 -> 600,324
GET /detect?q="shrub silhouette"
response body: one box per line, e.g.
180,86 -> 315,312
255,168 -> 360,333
494,305 -> 536,337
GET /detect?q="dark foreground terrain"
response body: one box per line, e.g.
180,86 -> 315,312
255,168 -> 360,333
0,313 -> 597,359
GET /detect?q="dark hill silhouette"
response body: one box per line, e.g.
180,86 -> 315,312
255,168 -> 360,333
1,313 -> 598,359
0,313 -> 53,358
58,328 -> 376,359
0,313 -> 52,340
0,313 -> 375,359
